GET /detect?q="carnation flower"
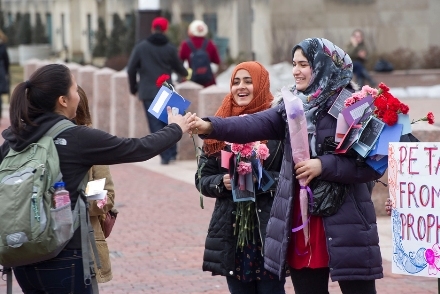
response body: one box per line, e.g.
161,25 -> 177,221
241,144 -> 254,158
428,112 -> 435,124
344,97 -> 357,108
412,112 -> 435,125
237,161 -> 252,175
231,143 -> 243,154
378,82 -> 390,93
400,103 -> 409,115
256,144 -> 270,160
361,85 -> 378,97
382,110 -> 398,126
156,74 -> 171,88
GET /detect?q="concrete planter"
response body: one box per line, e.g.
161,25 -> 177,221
18,44 -> 51,66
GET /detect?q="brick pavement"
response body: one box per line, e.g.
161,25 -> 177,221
0,114 -> 439,293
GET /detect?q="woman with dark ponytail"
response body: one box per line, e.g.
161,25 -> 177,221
1,64 -> 195,293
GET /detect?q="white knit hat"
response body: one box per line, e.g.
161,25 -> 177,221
188,20 -> 208,37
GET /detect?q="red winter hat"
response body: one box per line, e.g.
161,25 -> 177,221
151,17 -> 168,32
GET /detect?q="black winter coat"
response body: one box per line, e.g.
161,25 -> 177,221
127,33 -> 188,101
195,140 -> 283,276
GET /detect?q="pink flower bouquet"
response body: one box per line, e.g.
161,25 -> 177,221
281,86 -> 311,245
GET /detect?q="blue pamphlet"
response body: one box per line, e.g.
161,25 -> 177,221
148,86 -> 191,124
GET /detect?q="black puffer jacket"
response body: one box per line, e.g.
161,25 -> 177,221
195,140 -> 283,276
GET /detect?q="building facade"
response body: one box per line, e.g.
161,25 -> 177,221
1,0 -> 137,63
1,0 -> 440,65
161,0 -> 440,65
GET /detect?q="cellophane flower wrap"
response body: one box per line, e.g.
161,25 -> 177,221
281,86 -> 311,245
228,140 -> 270,250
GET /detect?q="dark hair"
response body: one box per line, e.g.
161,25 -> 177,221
352,29 -> 364,38
9,64 -> 72,135
153,25 -> 164,33
74,85 -> 92,126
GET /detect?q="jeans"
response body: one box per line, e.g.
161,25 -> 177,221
226,276 -> 286,294
290,267 -> 376,294
353,61 -> 376,87
13,249 -> 92,294
142,100 -> 177,163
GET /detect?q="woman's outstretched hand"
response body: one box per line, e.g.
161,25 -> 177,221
167,106 -> 196,134
188,116 -> 213,136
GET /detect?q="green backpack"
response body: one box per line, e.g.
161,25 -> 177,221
0,120 -> 100,288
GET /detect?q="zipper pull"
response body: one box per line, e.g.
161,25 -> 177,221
31,188 -> 40,222
39,165 -> 46,181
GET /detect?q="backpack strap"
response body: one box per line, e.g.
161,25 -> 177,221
45,119 -> 76,139
76,174 -> 101,292
186,38 -> 196,53
1,267 -> 12,294
201,38 -> 209,51
186,38 -> 209,52
45,120 -> 77,183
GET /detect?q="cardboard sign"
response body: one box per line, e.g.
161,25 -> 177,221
388,142 -> 440,278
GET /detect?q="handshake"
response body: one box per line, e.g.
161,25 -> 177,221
166,106 -> 212,135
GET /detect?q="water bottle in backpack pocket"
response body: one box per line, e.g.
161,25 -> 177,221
51,181 -> 74,245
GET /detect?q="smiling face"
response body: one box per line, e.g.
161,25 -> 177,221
231,69 -> 254,106
292,48 -> 312,92
65,74 -> 80,119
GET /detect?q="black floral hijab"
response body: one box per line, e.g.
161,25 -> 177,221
292,38 -> 353,112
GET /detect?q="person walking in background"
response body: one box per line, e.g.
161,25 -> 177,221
0,29 -> 10,124
127,16 -> 188,165
179,20 -> 221,87
190,38 -> 384,294
195,61 -> 286,293
75,86 -> 118,283
346,29 -> 377,87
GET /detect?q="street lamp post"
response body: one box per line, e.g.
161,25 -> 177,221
137,0 -> 161,42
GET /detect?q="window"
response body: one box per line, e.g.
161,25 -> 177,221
87,14 -> 93,51
46,13 -> 52,45
181,13 -> 194,25
203,13 -> 217,38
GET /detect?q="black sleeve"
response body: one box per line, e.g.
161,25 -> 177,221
126,46 -> 140,95
195,152 -> 232,199
3,46 -> 9,75
169,47 -> 188,77
67,123 -> 183,166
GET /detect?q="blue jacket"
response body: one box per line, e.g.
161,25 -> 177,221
203,97 -> 384,282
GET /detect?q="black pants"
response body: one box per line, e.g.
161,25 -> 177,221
142,99 -> 177,163
290,267 -> 376,294
226,276 -> 286,294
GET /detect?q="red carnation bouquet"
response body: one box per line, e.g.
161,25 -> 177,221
336,82 -> 435,173
343,83 -> 434,126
